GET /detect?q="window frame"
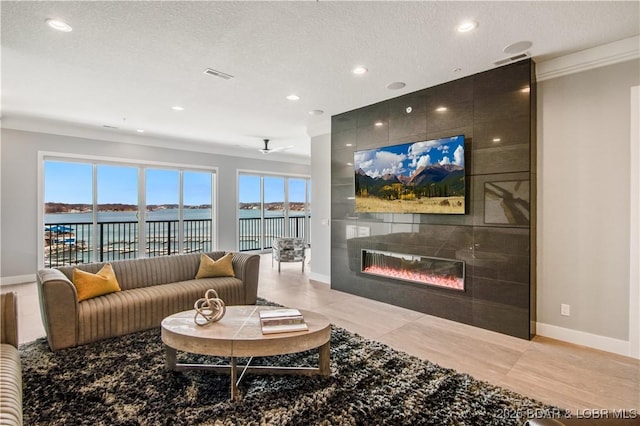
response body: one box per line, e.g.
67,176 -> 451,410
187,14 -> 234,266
236,169 -> 311,252
38,151 -> 218,267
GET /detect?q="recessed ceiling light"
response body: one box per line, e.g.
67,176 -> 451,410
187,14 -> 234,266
136,129 -> 145,133
346,143 -> 353,147
374,121 -> 384,127
386,82 -> 406,90
347,162 -> 353,166
435,106 -> 448,112
286,94 -> 300,101
405,107 -> 413,114
492,138 -> 501,142
171,106 -> 184,111
45,18 -> 72,32
521,87 -> 531,93
308,109 -> 324,116
352,66 -> 368,75
457,20 -> 478,33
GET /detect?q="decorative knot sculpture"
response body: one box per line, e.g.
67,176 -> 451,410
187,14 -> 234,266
193,289 -> 226,326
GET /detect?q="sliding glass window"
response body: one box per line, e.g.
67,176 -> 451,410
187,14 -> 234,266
43,158 -> 216,268
238,173 -> 310,252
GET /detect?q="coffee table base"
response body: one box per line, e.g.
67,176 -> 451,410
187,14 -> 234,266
165,341 -> 330,400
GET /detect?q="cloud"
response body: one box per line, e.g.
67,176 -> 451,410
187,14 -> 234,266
453,145 -> 464,166
408,140 -> 443,158
416,155 -> 431,168
439,156 -> 451,165
356,149 -> 406,177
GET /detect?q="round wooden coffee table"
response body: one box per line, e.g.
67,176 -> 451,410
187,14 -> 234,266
161,305 -> 331,399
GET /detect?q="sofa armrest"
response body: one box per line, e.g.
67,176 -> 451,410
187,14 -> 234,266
230,252 -> 260,304
37,268 -> 79,351
0,292 -> 18,348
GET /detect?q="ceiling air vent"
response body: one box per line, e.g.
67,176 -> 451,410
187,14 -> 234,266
203,68 -> 233,80
492,52 -> 530,67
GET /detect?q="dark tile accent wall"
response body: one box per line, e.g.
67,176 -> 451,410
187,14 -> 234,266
330,60 -> 536,339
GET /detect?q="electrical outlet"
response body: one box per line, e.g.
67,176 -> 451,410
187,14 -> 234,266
561,304 -> 570,316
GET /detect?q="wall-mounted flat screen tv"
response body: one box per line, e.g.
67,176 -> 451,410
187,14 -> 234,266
354,135 -> 465,214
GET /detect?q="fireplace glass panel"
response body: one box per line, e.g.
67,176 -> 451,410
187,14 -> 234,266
361,249 -> 465,291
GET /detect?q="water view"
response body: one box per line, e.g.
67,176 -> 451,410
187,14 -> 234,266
44,207 -> 309,267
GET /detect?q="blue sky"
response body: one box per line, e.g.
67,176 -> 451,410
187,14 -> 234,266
354,135 -> 465,178
45,161 -> 307,206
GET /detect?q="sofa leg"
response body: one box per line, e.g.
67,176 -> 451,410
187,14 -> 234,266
278,261 -> 281,273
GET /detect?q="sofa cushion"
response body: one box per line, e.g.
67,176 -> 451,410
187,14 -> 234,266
58,252 -> 226,291
195,253 -> 235,279
0,343 -> 22,426
73,263 -> 121,302
76,277 -> 245,345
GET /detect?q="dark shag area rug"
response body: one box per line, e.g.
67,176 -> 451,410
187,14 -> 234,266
20,324 -> 567,425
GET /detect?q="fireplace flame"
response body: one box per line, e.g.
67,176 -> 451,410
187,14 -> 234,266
362,265 -> 464,290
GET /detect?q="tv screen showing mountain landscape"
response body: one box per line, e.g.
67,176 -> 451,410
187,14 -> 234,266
354,135 -> 465,214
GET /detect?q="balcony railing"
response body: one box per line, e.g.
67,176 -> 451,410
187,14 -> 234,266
44,219 -> 213,268
44,215 -> 309,267
239,215 -> 310,251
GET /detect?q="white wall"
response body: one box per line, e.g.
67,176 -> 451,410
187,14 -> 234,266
0,128 -> 310,280
309,133 -> 331,283
537,60 -> 639,344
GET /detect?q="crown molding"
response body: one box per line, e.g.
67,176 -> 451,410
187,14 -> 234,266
536,35 -> 639,82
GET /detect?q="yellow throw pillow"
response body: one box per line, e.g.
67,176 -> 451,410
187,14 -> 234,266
73,263 -> 121,302
195,253 -> 235,279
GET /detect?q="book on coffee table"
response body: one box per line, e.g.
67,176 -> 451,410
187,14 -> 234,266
260,309 -> 309,334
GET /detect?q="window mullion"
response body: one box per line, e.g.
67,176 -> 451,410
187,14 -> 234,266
139,168 -> 146,258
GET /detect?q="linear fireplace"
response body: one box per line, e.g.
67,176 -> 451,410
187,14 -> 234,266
361,249 -> 465,291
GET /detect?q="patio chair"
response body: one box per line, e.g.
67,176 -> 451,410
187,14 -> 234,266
272,238 -> 307,272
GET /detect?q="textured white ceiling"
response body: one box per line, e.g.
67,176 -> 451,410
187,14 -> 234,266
2,1 -> 639,159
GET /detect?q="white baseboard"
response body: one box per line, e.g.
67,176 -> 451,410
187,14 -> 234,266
536,322 -> 635,359
0,274 -> 37,286
308,272 -> 330,284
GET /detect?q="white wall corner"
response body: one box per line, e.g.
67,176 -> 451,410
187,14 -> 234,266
536,322 -> 634,359
536,35 -> 640,82
308,272 -> 331,284
629,86 -> 640,359
307,120 -> 331,138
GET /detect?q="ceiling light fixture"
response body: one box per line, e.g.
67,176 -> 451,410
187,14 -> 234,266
171,106 -> 184,111
308,110 -> 324,116
435,106 -> 448,112
346,144 -> 353,147
352,66 -> 368,75
347,162 -> 353,166
405,107 -> 413,114
521,87 -> 531,93
374,121 -> 384,127
453,68 -> 462,73
386,82 -> 406,90
136,129 -> 145,133
286,94 -> 300,101
504,41 -> 533,55
457,20 -> 478,33
492,138 -> 501,142
45,18 -> 72,32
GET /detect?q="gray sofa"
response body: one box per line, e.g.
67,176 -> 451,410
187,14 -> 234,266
37,251 -> 260,351
0,292 -> 22,426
